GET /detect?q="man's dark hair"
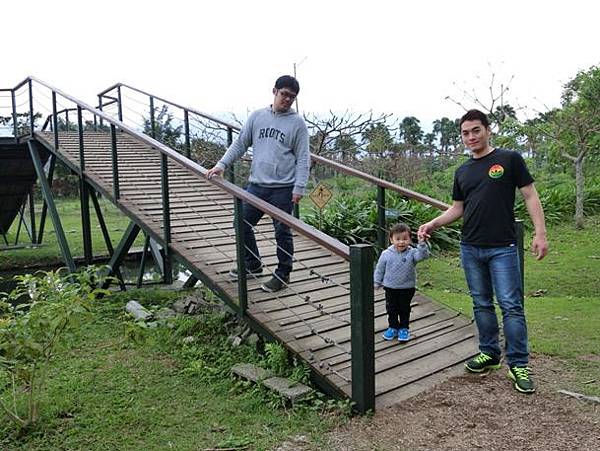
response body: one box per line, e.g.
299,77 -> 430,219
389,222 -> 411,238
459,109 -> 490,128
275,75 -> 300,94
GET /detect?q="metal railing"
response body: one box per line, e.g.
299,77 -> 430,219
97,83 -> 452,252
1,76 -> 375,412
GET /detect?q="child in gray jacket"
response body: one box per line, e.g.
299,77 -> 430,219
374,223 -> 430,342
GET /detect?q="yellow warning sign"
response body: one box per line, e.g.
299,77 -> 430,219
309,183 -> 333,209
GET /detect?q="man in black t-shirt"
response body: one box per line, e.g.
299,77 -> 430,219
418,109 -> 548,394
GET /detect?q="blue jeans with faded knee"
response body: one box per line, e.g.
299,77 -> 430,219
460,244 -> 528,367
242,184 -> 294,279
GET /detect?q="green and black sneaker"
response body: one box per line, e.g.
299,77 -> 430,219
465,352 -> 502,373
508,366 -> 535,394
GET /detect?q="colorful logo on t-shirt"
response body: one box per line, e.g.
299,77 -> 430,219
488,164 -> 504,179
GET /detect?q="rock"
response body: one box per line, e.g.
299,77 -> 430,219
246,333 -> 260,346
125,300 -> 152,321
155,308 -> 177,320
231,363 -> 272,382
171,298 -> 189,314
262,377 -> 312,402
182,336 -> 196,344
231,336 -> 243,347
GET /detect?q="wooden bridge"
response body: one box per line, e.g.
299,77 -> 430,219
0,77 -> 478,412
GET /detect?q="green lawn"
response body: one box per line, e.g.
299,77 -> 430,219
1,197 -> 144,270
0,290 -> 346,450
2,198 -> 599,448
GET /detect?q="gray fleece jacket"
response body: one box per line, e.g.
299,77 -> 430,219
215,106 -> 310,195
373,243 -> 430,289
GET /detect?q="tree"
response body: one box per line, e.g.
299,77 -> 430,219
432,117 -> 461,157
552,66 -> 600,228
446,69 -> 520,134
398,116 -> 424,157
362,122 -> 395,158
522,66 -> 600,228
333,133 -> 360,162
143,105 -> 183,149
304,110 -> 390,158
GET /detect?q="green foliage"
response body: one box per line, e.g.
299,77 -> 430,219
263,342 -> 289,376
302,192 -> 460,251
143,105 -> 183,149
514,179 -> 600,226
0,267 -> 110,428
303,196 -> 378,245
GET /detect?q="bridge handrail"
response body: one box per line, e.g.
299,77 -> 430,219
99,83 -> 450,211
10,75 -> 350,260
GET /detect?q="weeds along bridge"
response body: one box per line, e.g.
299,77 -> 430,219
0,77 -> 478,412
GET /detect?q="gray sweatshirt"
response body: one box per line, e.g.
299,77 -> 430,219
216,106 -> 310,195
373,243 -> 430,289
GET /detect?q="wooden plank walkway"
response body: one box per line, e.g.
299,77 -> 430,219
35,130 -> 478,408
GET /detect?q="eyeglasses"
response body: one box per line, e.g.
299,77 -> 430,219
277,89 -> 297,100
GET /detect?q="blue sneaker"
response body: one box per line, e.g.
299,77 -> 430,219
398,328 -> 410,342
382,327 -> 398,341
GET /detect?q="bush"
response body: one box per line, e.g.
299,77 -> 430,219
302,193 -> 460,253
0,267 -> 110,428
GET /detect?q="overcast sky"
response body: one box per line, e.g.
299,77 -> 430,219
3,0 -> 599,130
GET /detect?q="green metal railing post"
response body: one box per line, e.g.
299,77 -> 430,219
11,90 -> 17,140
37,91 -> 60,244
149,96 -> 155,139
77,106 -> 85,170
98,94 -> 104,128
226,127 -> 235,183
65,110 -> 70,130
52,91 -> 59,148
110,124 -> 120,199
350,243 -> 375,414
161,154 -> 172,284
234,197 -> 248,315
76,105 -> 92,263
117,85 -> 123,122
377,185 -> 386,251
28,79 -> 34,137
516,219 -> 525,300
184,109 -> 190,158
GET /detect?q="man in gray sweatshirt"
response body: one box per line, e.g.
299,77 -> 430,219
206,75 -> 310,292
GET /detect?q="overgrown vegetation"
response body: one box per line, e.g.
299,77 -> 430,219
0,267 -> 110,428
0,284 -> 350,449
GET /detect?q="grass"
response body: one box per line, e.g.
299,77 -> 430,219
0,289 -> 347,450
2,196 -> 599,447
419,215 -> 600,396
0,197 -> 145,270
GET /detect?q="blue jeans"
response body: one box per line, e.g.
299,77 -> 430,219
460,244 -> 528,367
242,184 -> 294,279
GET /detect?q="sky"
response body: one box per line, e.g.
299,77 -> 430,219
3,0 -> 599,131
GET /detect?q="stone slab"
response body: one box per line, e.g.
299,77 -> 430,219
262,377 -> 313,402
231,363 -> 272,382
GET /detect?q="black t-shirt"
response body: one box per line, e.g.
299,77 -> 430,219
452,148 -> 534,246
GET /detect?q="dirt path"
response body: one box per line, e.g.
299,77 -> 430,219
276,355 -> 600,451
